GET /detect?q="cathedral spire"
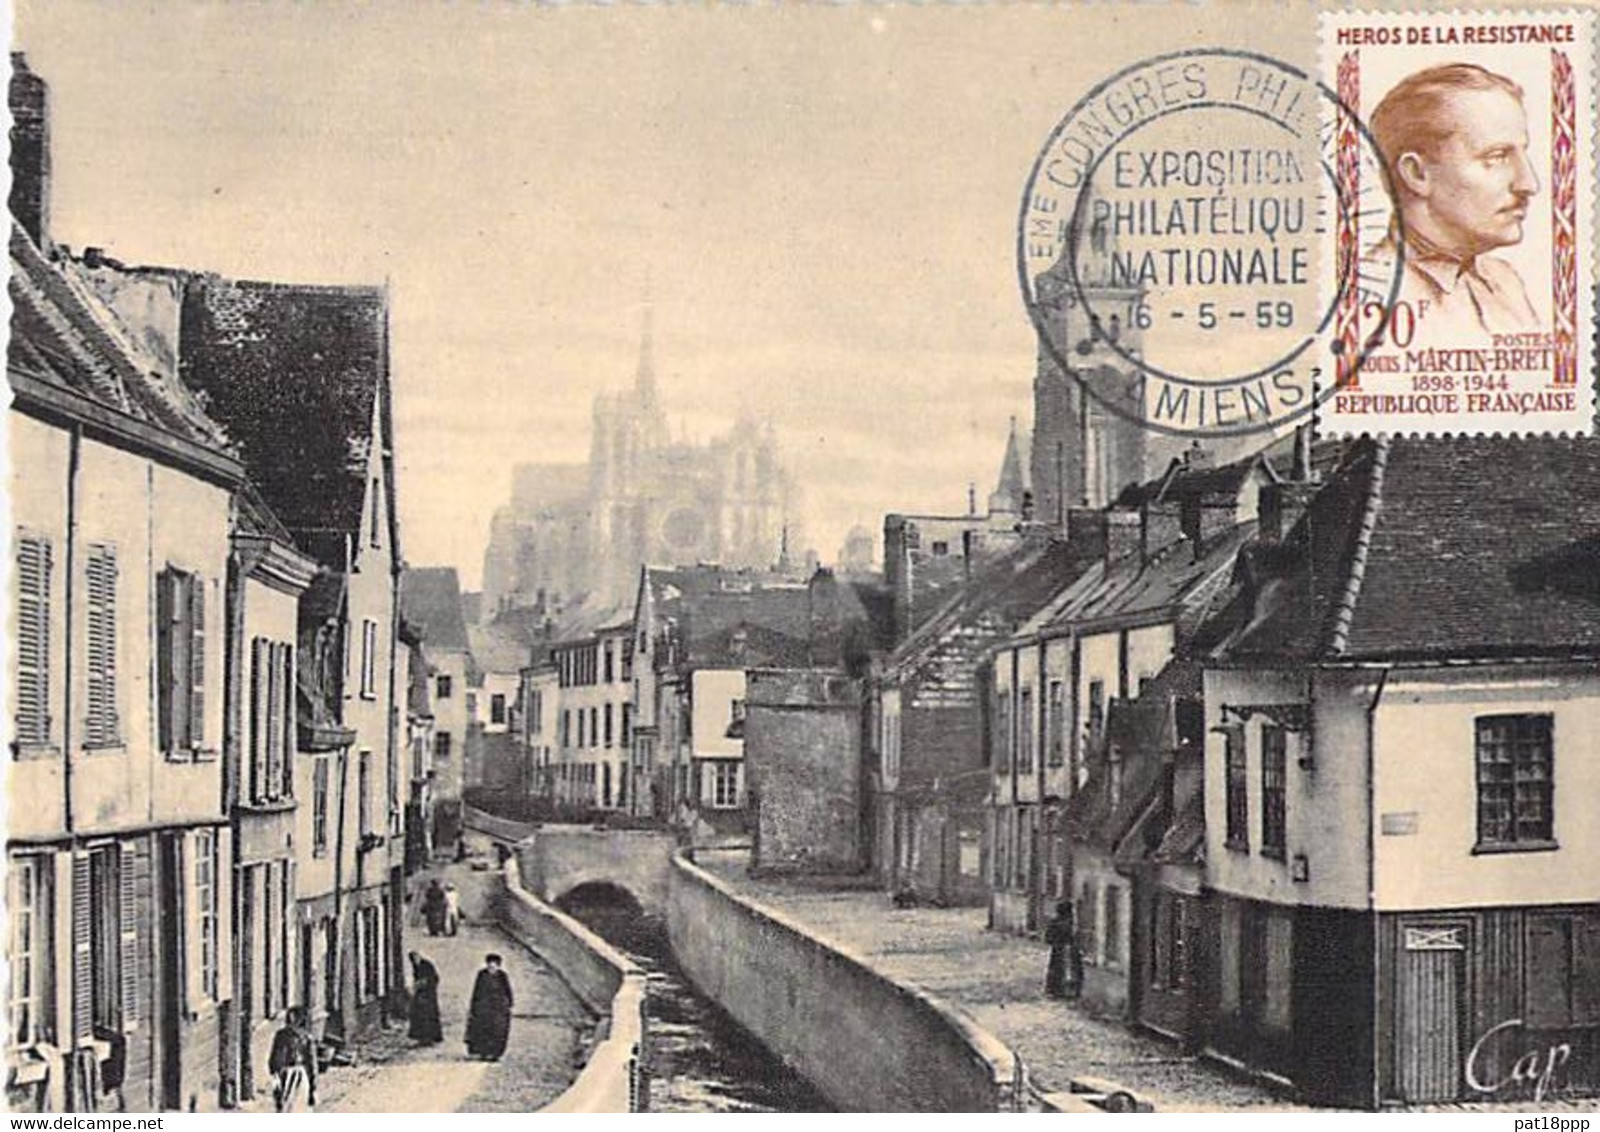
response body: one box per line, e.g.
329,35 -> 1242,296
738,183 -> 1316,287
635,301 -> 657,404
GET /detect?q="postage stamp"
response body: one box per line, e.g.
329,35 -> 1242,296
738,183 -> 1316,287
1320,9 -> 1599,436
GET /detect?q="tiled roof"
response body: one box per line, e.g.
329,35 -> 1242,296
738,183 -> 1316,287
400,568 -> 471,652
178,274 -> 390,561
1034,522 -> 1257,637
8,229 -> 234,454
468,622 -> 533,674
1215,437 -> 1600,662
889,539 -> 1088,710
687,621 -> 812,670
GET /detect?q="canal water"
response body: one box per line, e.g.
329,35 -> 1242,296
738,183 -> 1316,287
558,890 -> 832,1113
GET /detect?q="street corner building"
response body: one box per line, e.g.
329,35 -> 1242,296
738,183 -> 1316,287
1196,437 -> 1600,1107
6,54 -> 411,1113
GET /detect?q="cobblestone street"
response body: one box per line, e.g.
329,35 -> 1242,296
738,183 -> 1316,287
250,863 -> 587,1114
697,851 -> 1597,1113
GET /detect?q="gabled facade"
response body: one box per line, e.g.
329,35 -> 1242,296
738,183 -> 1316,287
987,463 -> 1262,941
1200,437 -> 1600,1107
399,567 -> 471,848
8,205 -> 244,1110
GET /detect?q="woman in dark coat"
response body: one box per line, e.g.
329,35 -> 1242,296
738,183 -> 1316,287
465,953 -> 514,1060
422,879 -> 447,937
408,952 -> 444,1046
1044,900 -> 1082,1000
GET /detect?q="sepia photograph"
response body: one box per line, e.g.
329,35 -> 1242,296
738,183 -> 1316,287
3,0 -> 1597,1117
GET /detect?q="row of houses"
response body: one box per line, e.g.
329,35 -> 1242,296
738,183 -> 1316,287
501,416 -> 1598,1108
5,56 -> 452,1113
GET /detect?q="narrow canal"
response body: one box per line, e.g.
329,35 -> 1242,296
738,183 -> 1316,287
557,886 -> 832,1113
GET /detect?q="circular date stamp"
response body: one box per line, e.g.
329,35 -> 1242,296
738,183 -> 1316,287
1018,48 -> 1402,439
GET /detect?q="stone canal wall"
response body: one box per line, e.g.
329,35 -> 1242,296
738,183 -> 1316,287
667,851 -> 1027,1112
497,856 -> 649,1113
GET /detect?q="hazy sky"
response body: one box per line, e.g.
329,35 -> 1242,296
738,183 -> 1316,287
16,0 -> 1306,587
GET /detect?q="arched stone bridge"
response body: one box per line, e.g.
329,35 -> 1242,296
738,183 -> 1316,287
515,825 -> 678,915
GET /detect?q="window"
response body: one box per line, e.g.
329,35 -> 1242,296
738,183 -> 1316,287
993,689 -> 1012,771
622,703 -> 632,746
1078,880 -> 1098,966
1086,679 -> 1105,749
1476,714 -> 1555,848
358,750 -> 373,836
358,906 -> 381,1002
1525,912 -> 1600,1028
1047,681 -> 1065,768
931,540 -> 949,556
157,568 -> 209,757
434,731 -> 452,761
312,757 -> 330,857
83,544 -> 121,748
491,694 -> 507,725
10,855 -> 51,1046
75,844 -> 137,1037
1261,725 -> 1287,857
604,643 -> 614,684
710,762 -> 741,808
369,477 -> 382,548
604,703 -> 614,747
14,533 -> 53,750
577,710 -> 587,748
1224,727 -> 1248,850
196,829 -> 219,1002
590,708 -> 599,749
1103,884 -> 1123,970
248,639 -> 294,803
562,710 -> 571,747
360,619 -> 377,699
1018,688 -> 1034,775
621,640 -> 634,682
436,674 -> 453,699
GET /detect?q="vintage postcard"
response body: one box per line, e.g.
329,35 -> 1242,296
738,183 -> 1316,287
4,0 -> 1597,1119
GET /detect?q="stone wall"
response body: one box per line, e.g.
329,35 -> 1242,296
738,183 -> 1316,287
667,852 -> 1025,1112
746,669 -> 864,874
498,854 -> 648,1112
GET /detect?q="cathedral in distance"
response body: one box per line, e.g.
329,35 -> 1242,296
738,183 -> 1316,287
481,313 -> 806,614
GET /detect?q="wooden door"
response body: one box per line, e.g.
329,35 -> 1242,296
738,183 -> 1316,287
1397,924 -> 1466,1103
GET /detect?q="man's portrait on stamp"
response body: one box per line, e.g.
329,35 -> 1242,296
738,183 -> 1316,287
1367,63 -> 1543,341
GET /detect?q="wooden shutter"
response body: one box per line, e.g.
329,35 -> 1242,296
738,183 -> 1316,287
71,852 -> 91,1040
183,834 -> 202,1014
215,828 -> 233,1002
84,546 -> 120,747
188,578 -> 206,750
157,570 -> 178,756
119,841 -> 139,1030
281,645 -> 296,798
1574,915 -> 1600,1026
15,535 -> 52,745
1525,916 -> 1572,1029
250,639 -> 266,801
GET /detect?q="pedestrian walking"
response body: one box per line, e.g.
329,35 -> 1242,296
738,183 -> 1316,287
465,953 -> 514,1061
267,1007 -> 318,1112
1044,900 -> 1082,1000
408,952 -> 444,1046
444,882 -> 462,936
422,878 -> 447,937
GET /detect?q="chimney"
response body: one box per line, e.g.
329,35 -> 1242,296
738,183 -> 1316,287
1141,500 -> 1184,562
1105,508 -> 1141,564
1260,481 -> 1319,545
9,53 -> 50,247
808,567 -> 842,666
1065,507 -> 1107,562
885,515 -> 914,644
1183,441 -> 1214,472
